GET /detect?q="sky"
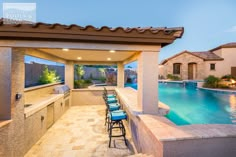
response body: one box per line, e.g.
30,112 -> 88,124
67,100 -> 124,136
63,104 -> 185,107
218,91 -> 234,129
1,0 -> 236,67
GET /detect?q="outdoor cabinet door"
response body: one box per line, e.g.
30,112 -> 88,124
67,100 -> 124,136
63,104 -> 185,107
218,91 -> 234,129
54,98 -> 64,121
24,108 -> 47,154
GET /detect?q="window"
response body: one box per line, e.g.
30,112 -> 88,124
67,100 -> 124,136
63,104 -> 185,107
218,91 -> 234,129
173,63 -> 181,74
24,55 -> 65,88
210,63 -> 215,70
74,65 -> 116,89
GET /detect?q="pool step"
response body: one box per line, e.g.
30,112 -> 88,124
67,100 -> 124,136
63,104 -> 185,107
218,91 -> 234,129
127,153 -> 154,157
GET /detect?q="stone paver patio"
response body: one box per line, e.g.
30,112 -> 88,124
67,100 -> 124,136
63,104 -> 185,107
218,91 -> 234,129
24,105 -> 133,157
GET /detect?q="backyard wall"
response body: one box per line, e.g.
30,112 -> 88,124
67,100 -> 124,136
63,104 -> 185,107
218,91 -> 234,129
25,62 -> 65,87
71,88 -> 115,106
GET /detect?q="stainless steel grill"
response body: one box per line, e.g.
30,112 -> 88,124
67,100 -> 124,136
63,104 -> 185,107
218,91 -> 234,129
54,85 -> 70,94
54,85 -> 71,111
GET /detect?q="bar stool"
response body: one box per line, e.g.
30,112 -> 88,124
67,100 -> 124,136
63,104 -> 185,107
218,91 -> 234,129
103,87 -> 116,99
108,110 -> 127,147
103,95 -> 120,126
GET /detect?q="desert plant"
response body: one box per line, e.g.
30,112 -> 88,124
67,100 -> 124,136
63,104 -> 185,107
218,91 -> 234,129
75,65 -> 85,80
203,75 -> 220,88
74,79 -> 93,88
98,68 -> 105,77
39,66 -> 60,84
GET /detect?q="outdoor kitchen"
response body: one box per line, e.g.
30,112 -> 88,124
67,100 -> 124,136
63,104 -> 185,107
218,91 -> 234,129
24,83 -> 71,153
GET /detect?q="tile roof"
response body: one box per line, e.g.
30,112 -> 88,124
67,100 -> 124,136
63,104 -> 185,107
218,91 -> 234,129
210,42 -> 236,51
160,50 -> 223,65
0,18 -> 184,46
192,51 -> 223,60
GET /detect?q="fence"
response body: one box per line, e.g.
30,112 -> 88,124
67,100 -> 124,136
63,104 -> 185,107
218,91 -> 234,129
25,62 -> 65,87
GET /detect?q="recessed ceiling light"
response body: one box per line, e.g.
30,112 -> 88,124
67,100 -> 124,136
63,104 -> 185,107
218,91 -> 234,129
107,58 -> 111,61
109,50 -> 116,53
62,48 -> 69,51
77,57 -> 82,60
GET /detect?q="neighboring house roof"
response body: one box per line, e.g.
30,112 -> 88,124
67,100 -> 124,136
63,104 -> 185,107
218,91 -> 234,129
191,51 -> 223,61
210,42 -> 236,51
160,50 -> 223,65
0,18 -> 184,46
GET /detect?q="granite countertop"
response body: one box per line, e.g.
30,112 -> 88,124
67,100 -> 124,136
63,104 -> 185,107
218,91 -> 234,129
24,94 -> 64,118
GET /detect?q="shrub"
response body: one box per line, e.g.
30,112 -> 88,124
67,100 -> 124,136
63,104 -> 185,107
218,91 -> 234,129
74,79 -> 93,88
74,65 -> 85,80
99,77 -> 106,83
39,66 -> 60,84
221,74 -> 236,81
84,79 -> 92,84
217,84 -> 230,89
167,74 -> 181,80
203,75 -> 220,88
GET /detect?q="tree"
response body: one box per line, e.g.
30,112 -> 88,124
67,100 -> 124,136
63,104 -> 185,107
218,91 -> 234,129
39,66 -> 60,84
75,65 -> 85,80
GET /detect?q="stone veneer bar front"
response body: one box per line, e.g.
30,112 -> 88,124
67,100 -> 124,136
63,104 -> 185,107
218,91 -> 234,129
116,87 -> 236,157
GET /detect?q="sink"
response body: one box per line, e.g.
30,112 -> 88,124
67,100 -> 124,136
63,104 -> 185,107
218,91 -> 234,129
24,104 -> 33,108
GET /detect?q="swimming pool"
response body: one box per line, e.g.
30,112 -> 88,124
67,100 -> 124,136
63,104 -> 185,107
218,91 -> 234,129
126,82 -> 236,125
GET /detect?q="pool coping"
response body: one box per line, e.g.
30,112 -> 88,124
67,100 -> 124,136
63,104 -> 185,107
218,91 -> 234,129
198,87 -> 236,94
139,114 -> 236,142
116,87 -> 236,143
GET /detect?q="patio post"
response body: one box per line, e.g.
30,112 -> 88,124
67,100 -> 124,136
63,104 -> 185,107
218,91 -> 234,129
137,51 -> 159,114
117,62 -> 125,88
65,61 -> 74,89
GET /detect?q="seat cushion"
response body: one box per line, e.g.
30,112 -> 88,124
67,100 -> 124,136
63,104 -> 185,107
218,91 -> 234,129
108,103 -> 120,111
106,98 -> 117,104
109,111 -> 127,121
107,94 -> 116,98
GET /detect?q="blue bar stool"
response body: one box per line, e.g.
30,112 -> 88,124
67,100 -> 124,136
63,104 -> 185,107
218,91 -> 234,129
108,110 -> 127,147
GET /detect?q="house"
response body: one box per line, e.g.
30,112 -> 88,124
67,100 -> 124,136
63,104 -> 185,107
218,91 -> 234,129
159,42 -> 236,80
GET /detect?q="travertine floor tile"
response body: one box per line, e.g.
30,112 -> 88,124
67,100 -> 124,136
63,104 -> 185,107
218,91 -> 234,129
24,105 -> 133,157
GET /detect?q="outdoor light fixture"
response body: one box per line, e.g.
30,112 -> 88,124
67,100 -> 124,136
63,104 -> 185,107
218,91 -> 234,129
109,50 -> 116,53
107,58 -> 111,61
62,48 -> 69,51
231,79 -> 235,84
77,57 -> 82,60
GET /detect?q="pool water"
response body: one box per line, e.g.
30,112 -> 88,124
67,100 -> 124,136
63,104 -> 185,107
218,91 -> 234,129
126,83 -> 236,125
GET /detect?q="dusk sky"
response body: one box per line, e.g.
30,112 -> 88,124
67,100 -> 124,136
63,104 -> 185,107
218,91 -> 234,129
1,0 -> 236,67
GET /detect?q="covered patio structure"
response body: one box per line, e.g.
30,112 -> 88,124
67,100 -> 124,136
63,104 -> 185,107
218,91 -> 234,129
0,20 -> 183,157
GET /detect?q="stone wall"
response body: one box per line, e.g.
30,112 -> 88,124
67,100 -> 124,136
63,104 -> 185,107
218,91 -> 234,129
163,52 -> 205,80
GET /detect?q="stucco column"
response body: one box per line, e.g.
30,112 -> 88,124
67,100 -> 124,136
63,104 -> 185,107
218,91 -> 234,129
117,62 -> 125,88
137,51 -> 159,114
65,61 -> 74,89
0,48 -> 25,156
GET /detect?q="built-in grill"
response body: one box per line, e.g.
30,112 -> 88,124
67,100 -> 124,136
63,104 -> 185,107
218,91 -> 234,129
54,85 -> 70,94
54,85 -> 71,111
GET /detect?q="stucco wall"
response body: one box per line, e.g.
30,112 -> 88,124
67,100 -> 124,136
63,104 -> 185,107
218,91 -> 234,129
163,137 -> 236,157
205,47 -> 236,78
71,89 -> 115,106
0,48 -> 25,157
163,53 -> 205,80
